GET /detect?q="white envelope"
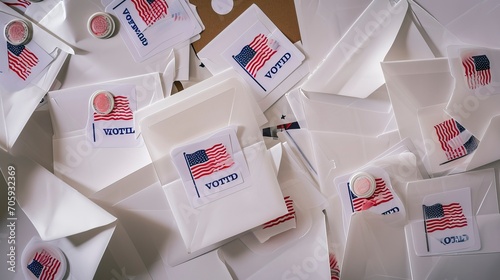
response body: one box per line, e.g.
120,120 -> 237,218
39,0 -> 190,87
8,0 -> 62,22
404,168 -> 500,279
415,0 -> 500,49
408,0 -> 464,57
341,211 -> 410,280
2,208 -> 116,280
48,72 -> 165,196
197,4 -> 309,111
300,0 -> 408,98
383,57 -> 500,175
138,73 -> 287,253
294,86 -> 395,136
0,152 -> 116,280
91,167 -> 236,279
0,2 -> 73,152
382,58 -> 455,175
218,142 -> 330,280
293,0 -> 372,72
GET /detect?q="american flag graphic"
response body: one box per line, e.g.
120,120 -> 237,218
7,42 -> 38,81
262,196 -> 296,229
434,119 -> 479,162
93,95 -> 134,121
2,0 -> 31,9
463,54 -> 491,89
131,0 -> 168,27
350,178 -> 393,212
26,250 -> 61,280
423,203 -> 468,233
186,143 -> 234,180
233,34 -> 278,77
329,253 -> 340,280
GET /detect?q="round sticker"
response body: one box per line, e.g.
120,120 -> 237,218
92,90 -> 115,115
349,172 -> 376,198
88,12 -> 115,39
4,19 -> 31,46
211,0 -> 234,15
21,239 -> 67,280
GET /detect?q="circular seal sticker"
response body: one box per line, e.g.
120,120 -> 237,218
92,90 -> 115,115
88,12 -> 115,39
349,172 -> 376,198
21,238 -> 67,280
4,19 -> 32,46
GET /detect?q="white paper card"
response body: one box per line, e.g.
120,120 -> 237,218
171,127 -> 250,208
410,188 -> 480,256
107,0 -> 201,61
222,21 -> 304,94
0,13 -> 53,92
86,85 -> 142,148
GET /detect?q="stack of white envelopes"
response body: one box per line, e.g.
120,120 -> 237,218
2,0 -> 500,279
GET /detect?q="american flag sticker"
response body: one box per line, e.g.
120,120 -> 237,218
7,42 -> 38,81
185,143 -> 234,180
423,203 -> 468,233
434,119 -> 479,164
261,196 -> 296,229
232,34 -> 279,91
130,0 -> 168,27
93,95 -> 134,122
462,54 -> 491,89
348,178 -> 393,212
26,249 -> 61,280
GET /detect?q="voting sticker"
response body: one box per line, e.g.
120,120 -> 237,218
417,104 -> 479,174
86,84 -> 142,148
223,21 -> 305,95
461,54 -> 492,90
410,188 -> 480,256
0,13 -> 53,92
171,127 -> 251,208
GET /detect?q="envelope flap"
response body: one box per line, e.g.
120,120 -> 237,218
140,76 -> 262,185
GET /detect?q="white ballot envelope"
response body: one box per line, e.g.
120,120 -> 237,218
414,0 -> 500,49
0,2 -> 73,152
198,4 -> 308,111
138,72 -> 287,253
300,0 -> 408,98
341,211 -> 410,280
91,163 -> 241,278
2,0 -> 62,22
405,168 -> 500,279
218,142 -> 330,280
444,45 -> 500,171
0,151 -> 116,280
48,73 -> 165,196
383,56 -> 500,176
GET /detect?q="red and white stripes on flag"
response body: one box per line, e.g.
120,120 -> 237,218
246,34 -> 277,77
28,250 -> 61,280
3,0 -> 31,8
462,54 -> 491,89
329,253 -> 340,280
434,119 -> 467,161
93,96 -> 134,121
7,43 -> 38,81
424,203 -> 468,233
352,178 -> 393,212
130,0 -> 168,27
262,196 -> 296,229
186,143 -> 234,180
